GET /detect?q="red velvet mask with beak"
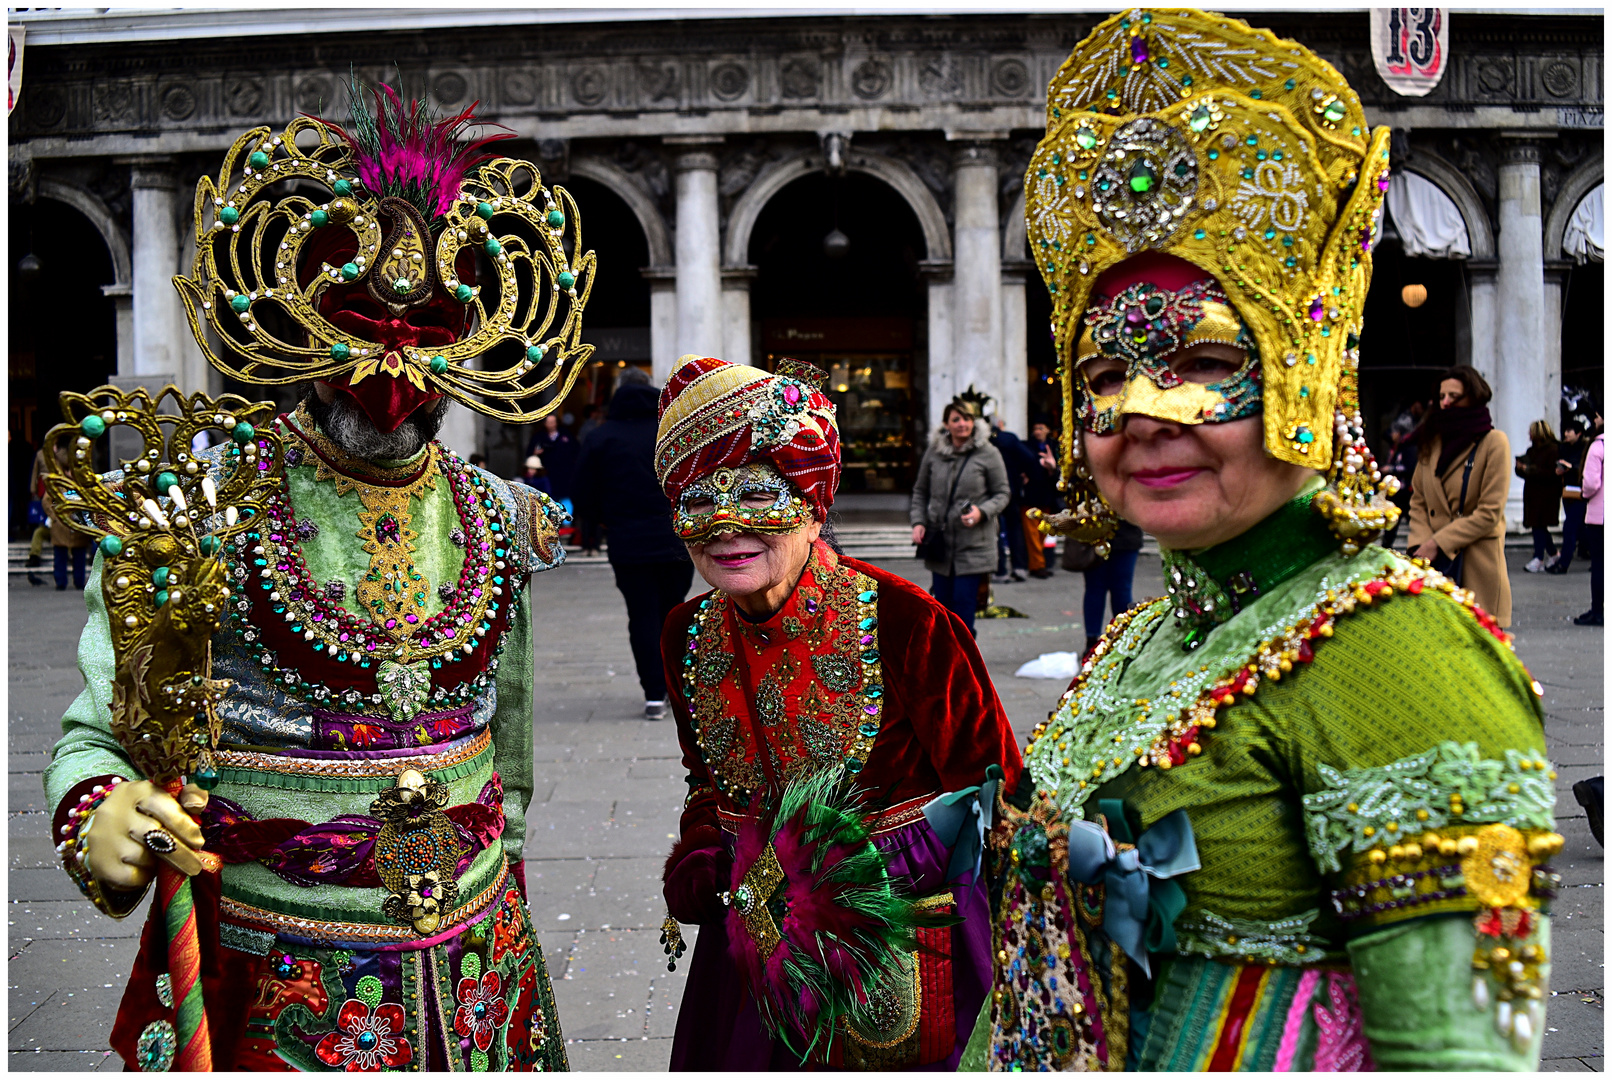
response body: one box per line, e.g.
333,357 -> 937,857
297,214 -> 477,433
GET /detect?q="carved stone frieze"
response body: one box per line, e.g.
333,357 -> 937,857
9,13 -> 1598,143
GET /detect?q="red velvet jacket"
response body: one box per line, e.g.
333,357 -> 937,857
659,545 -> 1022,921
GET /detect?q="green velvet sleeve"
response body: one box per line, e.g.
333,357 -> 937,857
489,582 -> 536,864
1349,914 -> 1549,1070
43,553 -> 140,813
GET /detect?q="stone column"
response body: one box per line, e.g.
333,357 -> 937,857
667,136 -> 725,362
1465,260 -> 1499,381
949,137 -> 1004,419
721,264 -> 759,368
1542,259 -> 1569,425
126,158 -> 186,388
999,260 -> 1031,434
1494,135 -> 1551,528
100,283 -> 135,377
919,260 -> 956,429
642,266 -> 678,385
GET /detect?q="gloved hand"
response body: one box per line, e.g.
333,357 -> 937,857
82,780 -> 210,892
663,825 -> 732,925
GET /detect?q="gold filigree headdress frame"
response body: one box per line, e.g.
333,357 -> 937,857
173,115 -> 596,425
1026,8 -> 1392,476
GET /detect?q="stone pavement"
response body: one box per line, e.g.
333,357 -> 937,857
8,546 -> 1603,1070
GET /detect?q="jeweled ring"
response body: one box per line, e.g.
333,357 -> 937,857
143,829 -> 178,855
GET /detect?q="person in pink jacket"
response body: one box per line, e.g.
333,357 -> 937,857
1575,430 -> 1604,626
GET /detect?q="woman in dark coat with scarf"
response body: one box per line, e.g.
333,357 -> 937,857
1516,419 -> 1564,572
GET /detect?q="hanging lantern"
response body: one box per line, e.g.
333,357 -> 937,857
823,228 -> 850,259
1401,283 -> 1427,308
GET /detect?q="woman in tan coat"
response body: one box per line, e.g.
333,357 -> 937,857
1408,365 -> 1513,624
29,444 -> 92,591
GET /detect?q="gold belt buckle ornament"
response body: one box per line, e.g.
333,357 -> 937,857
371,768 -> 466,935
725,843 -> 787,958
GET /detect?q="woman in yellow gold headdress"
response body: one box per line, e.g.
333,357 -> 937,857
967,10 -> 1560,1071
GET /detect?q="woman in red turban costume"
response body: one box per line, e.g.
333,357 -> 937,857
653,355 -> 1023,1069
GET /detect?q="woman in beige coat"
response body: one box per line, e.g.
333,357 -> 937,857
1408,365 -> 1513,625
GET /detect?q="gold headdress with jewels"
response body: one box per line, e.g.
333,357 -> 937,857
174,84 -> 595,426
1027,8 -> 1399,551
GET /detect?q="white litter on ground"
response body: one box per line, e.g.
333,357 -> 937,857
1014,651 -> 1083,680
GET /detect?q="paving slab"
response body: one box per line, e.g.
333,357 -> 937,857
9,546 -> 1601,1069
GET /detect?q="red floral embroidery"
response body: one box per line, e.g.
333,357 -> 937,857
313,999 -> 413,1071
492,889 -> 532,963
350,724 -> 381,748
506,965 -> 549,1070
454,971 -> 509,1052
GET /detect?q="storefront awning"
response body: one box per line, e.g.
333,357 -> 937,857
1385,170 -> 1472,260
1563,183 -> 1604,265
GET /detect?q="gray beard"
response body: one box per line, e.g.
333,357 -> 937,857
302,389 -> 449,460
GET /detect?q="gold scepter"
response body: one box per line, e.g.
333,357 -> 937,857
42,384 -> 285,1071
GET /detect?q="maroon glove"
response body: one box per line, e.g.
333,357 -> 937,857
663,825 -> 731,925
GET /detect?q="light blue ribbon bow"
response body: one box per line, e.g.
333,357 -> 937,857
922,764 -> 1003,884
1065,800 -> 1200,978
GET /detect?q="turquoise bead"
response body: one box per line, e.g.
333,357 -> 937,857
100,535 -> 123,557
456,284 -> 475,303
193,764 -> 220,791
857,590 -> 876,602
152,566 -> 170,588
484,237 -> 502,256
546,209 -> 565,228
846,759 -> 864,774
556,271 -> 576,290
248,150 -> 270,169
80,415 -> 107,438
154,471 -> 179,495
430,356 -> 450,375
340,262 -> 360,282
476,201 -> 494,220
858,722 -> 880,737
231,421 -> 255,445
526,345 -> 545,364
331,342 -> 351,361
198,535 -> 220,556
333,179 -> 353,197
310,209 -> 329,227
219,206 -> 240,226
154,590 -> 170,608
858,616 -> 877,631
230,294 -> 250,314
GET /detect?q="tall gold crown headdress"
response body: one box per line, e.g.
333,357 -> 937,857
174,84 -> 595,425
1027,9 -> 1392,487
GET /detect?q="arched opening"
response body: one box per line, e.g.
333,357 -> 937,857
1355,241 -> 1467,452
1022,246 -> 1059,436
9,197 -> 118,535
1561,261 -> 1603,421
487,173 -> 652,477
749,170 -> 927,494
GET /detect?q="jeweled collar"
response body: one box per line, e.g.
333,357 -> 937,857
282,403 -> 434,488
730,541 -> 838,649
1162,480 -> 1335,650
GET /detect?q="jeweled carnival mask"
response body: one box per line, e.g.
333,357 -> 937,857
674,462 -> 815,544
1075,280 -> 1262,434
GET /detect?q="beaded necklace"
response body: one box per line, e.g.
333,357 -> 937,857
678,546 -> 886,807
222,416 -> 523,717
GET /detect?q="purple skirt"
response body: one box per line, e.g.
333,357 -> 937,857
668,812 -> 992,1071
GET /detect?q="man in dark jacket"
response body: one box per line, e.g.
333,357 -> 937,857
990,420 -> 1043,581
574,370 -> 694,719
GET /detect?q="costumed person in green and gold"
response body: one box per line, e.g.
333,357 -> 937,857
967,10 -> 1563,1071
43,78 -> 591,1070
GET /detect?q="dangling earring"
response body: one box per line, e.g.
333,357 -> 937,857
1031,444 -> 1121,558
1313,406 -> 1401,556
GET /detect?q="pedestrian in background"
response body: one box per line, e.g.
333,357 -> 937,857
514,454 -> 551,494
1379,412 -> 1418,551
1574,428 -> 1603,626
1021,420 -> 1062,577
989,417 -> 1037,582
1516,419 -> 1564,572
1548,419 -> 1589,573
911,398 -> 1010,635
528,413 -> 579,515
1408,365 -> 1513,626
574,368 -> 693,719
30,442 -> 90,591
1076,520 -> 1142,658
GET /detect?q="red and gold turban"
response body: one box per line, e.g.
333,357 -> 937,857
655,355 -> 840,520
